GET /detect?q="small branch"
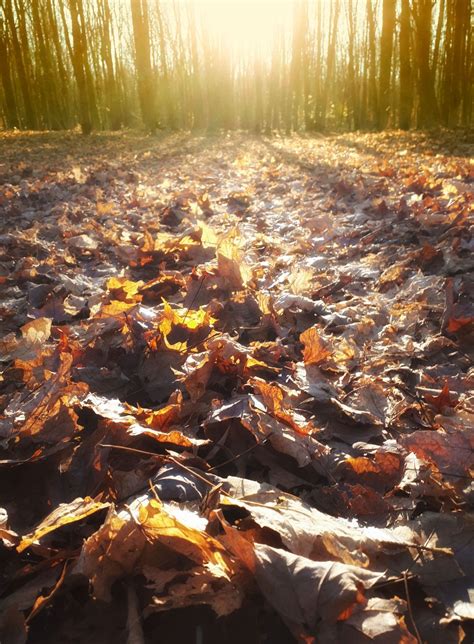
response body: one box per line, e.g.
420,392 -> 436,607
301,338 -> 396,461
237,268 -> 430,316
404,571 -> 423,644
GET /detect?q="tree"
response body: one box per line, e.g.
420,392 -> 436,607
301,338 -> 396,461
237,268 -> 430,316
3,0 -> 36,128
399,0 -> 413,129
0,15 -> 19,128
0,0 -> 472,133
366,0 -> 378,127
67,0 -> 98,133
378,0 -> 396,129
412,0 -> 439,127
130,0 -> 156,132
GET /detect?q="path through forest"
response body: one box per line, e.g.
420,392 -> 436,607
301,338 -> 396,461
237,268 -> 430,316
0,130 -> 473,642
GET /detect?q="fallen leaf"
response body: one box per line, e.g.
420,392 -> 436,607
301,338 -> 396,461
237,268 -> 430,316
18,497 -> 109,552
300,327 -> 331,365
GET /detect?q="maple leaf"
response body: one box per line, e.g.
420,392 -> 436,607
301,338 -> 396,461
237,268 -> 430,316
424,382 -> 459,412
222,523 -> 382,635
300,327 -> 331,365
1,130 -> 473,641
20,317 -> 52,345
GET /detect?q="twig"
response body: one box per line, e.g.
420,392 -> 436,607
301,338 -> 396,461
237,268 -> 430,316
181,273 -> 207,324
99,443 -> 164,460
126,582 -> 145,644
403,571 -> 423,644
208,433 -> 273,471
165,454 -> 217,489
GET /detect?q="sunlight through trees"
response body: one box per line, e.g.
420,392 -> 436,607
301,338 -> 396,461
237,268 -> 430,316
0,1 -> 471,132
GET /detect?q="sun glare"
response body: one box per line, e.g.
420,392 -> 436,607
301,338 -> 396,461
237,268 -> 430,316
173,0 -> 294,59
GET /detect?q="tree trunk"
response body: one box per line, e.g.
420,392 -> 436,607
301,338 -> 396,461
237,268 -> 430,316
432,0 -> 446,78
399,0 -> 413,129
3,0 -> 36,128
99,0 -> 121,129
68,0 -> 93,133
130,0 -> 157,132
378,0 -> 396,129
444,0 -> 471,125
366,0 -> 378,127
0,18 -> 19,128
346,0 -> 359,129
413,0 -> 439,127
461,0 -> 472,124
46,0 -> 71,128
319,0 -> 340,129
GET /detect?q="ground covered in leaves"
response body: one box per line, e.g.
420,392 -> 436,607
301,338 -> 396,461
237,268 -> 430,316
0,129 -> 473,643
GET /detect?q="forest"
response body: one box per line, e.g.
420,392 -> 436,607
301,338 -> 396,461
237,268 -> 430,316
0,0 -> 472,133
0,1 -> 473,644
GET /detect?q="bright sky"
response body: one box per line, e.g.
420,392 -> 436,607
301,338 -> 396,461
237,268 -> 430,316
169,0 -> 295,58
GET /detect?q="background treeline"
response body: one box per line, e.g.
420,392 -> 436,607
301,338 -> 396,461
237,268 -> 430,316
0,0 -> 472,133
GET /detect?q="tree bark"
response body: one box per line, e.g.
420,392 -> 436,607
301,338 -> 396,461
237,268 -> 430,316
130,0 -> 157,132
68,0 -> 94,133
319,0 -> 340,130
3,0 -> 36,128
399,0 -> 413,129
413,0 -> 439,127
0,18 -> 19,128
378,0 -> 396,129
366,0 -> 378,127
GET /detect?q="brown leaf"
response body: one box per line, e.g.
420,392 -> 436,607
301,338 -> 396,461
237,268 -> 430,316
220,477 -> 418,567
0,352 -> 88,444
399,427 -> 474,482
138,498 -> 232,572
81,394 -> 205,448
76,506 -> 146,601
223,524 -> 382,632
17,497 -> 109,553
20,317 -> 52,346
106,277 -> 143,302
300,327 -> 331,365
345,597 -> 416,641
424,383 -> 458,413
146,565 -> 243,617
217,235 -> 252,289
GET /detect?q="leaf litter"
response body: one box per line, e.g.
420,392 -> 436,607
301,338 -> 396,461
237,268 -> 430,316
0,130 -> 473,643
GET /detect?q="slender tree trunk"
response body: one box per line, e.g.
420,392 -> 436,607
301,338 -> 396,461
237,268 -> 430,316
188,3 -> 204,130
46,0 -> 71,128
461,0 -> 472,124
346,0 -> 359,129
156,1 -> 174,128
413,0 -> 439,127
3,0 -> 35,128
98,0 -> 121,129
130,0 -> 156,132
254,60 -> 263,133
68,0 -> 93,133
366,0 -> 378,127
447,0 -> 470,125
76,0 -> 100,127
0,18 -> 19,128
432,0 -> 446,79
312,0 -> 322,128
320,0 -> 340,129
378,0 -> 396,128
31,0 -> 63,129
399,0 -> 413,129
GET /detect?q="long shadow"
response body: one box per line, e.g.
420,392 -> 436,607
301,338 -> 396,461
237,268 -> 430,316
259,135 -> 374,213
258,135 -> 468,260
0,130 -> 252,180
333,129 -> 473,160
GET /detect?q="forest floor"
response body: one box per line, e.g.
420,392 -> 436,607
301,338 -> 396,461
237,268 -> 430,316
0,129 -> 473,643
